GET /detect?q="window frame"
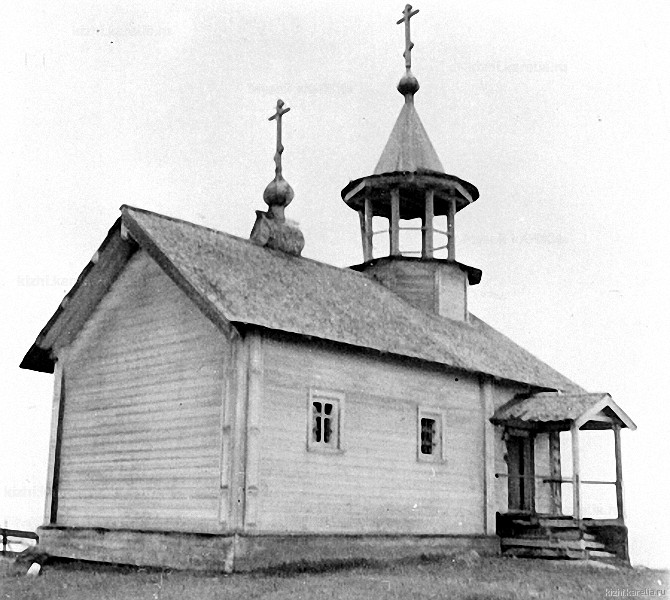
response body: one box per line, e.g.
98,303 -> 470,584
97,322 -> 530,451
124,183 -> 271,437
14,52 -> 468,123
416,406 -> 446,462
307,389 -> 345,453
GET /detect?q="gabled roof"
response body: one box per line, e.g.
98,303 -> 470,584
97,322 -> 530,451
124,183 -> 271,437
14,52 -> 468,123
21,206 -> 583,393
374,101 -> 444,174
491,392 -> 636,430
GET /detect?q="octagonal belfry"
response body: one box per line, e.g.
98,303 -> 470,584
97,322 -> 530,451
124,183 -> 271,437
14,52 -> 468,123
341,4 -> 479,264
342,170 -> 478,262
342,4 -> 481,321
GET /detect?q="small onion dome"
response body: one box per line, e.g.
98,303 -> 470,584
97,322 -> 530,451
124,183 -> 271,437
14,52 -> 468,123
263,175 -> 295,211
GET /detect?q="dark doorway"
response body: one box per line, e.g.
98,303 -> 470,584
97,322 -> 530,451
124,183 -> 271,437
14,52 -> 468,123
507,434 -> 535,512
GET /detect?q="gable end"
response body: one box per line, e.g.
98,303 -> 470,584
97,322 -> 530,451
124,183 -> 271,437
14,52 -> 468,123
20,219 -> 138,373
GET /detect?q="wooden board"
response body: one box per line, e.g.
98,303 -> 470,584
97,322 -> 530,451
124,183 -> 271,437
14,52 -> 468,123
38,526 -> 499,573
38,526 -> 234,572
251,333 -> 486,535
52,251 -> 229,534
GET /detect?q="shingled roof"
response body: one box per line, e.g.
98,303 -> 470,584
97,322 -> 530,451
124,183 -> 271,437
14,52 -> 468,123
492,392 -> 636,430
374,101 -> 445,174
21,206 -> 583,393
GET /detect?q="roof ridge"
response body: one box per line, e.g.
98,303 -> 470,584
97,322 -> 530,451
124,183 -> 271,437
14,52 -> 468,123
121,204 -> 386,286
120,205 -> 251,243
17,204 -> 584,391
122,206 -> 583,392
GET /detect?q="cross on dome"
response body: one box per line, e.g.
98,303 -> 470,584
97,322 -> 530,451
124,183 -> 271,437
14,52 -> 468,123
396,4 -> 420,99
251,98 -> 304,256
268,99 -> 291,181
397,4 -> 419,71
262,98 -> 294,213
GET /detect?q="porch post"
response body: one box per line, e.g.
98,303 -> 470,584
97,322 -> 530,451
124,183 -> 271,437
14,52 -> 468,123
614,424 -> 625,521
548,431 -> 562,515
571,424 -> 581,521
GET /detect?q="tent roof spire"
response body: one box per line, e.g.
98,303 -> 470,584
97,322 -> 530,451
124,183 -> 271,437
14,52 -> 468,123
374,4 -> 444,175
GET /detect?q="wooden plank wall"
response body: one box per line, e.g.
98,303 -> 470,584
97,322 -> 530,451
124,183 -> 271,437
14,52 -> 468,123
53,251 -> 227,533
436,264 -> 467,322
360,260 -> 467,321
252,335 -> 485,535
364,260 -> 438,314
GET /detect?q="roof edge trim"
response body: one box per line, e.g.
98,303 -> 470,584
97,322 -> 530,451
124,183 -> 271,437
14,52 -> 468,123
20,218 -> 137,373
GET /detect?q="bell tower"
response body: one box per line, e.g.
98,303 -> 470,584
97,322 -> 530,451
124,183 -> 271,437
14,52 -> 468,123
342,4 -> 481,322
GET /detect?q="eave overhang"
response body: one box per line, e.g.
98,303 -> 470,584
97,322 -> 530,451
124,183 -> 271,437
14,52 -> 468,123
20,205 -> 583,394
341,170 -> 479,220
20,219 -> 138,373
349,255 -> 482,286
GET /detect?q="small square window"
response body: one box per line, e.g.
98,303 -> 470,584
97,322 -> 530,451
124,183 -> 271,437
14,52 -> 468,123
417,409 -> 444,462
307,390 -> 344,452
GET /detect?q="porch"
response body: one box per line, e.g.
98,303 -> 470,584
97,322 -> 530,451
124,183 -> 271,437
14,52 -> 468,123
491,392 -> 636,562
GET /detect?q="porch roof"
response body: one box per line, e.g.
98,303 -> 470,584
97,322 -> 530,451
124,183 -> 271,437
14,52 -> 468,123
491,392 -> 636,431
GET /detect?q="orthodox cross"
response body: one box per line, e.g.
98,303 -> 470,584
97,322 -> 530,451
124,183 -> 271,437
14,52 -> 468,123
397,4 -> 419,71
268,99 -> 290,178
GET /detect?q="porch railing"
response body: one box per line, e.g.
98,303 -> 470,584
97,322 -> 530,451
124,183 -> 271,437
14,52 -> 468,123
494,473 -> 621,519
496,473 -> 617,486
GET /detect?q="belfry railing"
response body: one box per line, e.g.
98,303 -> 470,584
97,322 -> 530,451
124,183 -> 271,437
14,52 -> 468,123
368,223 -> 450,259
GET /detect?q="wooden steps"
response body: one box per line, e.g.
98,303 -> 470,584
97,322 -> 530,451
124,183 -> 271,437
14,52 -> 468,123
498,514 -> 620,562
502,537 -> 606,551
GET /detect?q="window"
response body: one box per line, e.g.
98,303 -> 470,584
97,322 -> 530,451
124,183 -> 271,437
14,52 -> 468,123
420,417 -> 438,455
307,390 -> 344,452
417,408 -> 445,462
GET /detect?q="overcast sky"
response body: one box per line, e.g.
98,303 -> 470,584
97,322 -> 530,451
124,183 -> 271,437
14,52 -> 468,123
1,1 -> 668,568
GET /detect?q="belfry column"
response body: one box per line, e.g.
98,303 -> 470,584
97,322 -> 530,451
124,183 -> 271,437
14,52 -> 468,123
358,195 -> 374,262
447,197 -> 456,261
390,188 -> 401,255
422,189 -> 434,258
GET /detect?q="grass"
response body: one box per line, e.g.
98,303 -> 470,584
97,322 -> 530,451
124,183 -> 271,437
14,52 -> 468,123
1,555 -> 667,600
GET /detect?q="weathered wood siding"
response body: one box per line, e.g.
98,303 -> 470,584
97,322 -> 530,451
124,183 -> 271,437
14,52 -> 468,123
358,259 -> 468,321
367,259 -> 439,314
252,335 -> 485,535
436,264 -> 467,321
53,251 -> 227,533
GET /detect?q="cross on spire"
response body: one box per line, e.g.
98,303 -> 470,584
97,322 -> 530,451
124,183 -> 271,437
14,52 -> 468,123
269,99 -> 290,178
397,4 -> 420,71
